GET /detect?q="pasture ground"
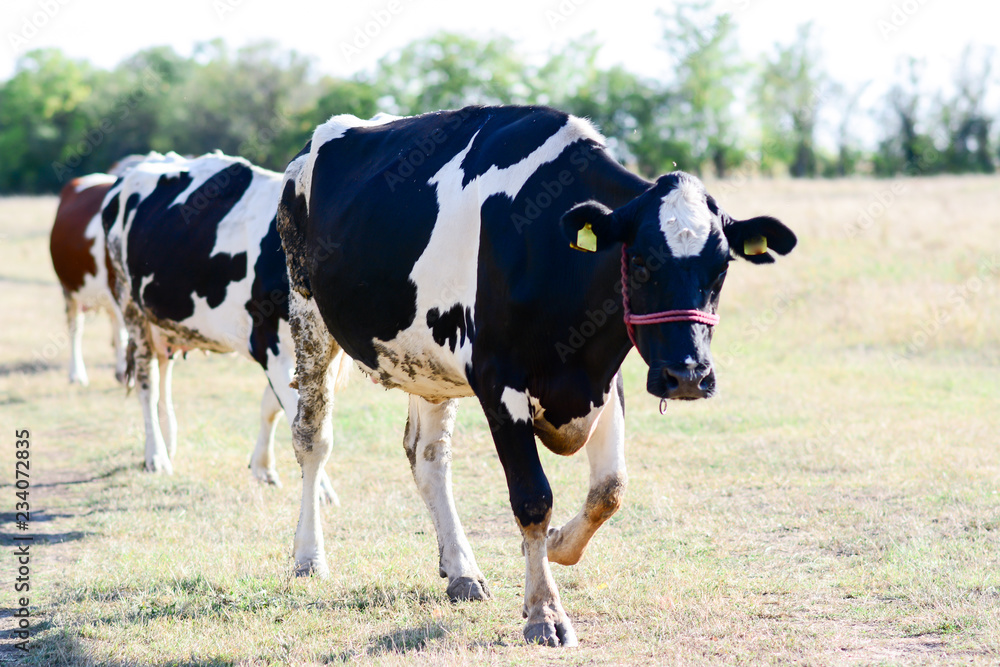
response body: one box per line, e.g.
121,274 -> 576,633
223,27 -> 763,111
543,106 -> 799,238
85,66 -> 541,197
0,176 -> 998,666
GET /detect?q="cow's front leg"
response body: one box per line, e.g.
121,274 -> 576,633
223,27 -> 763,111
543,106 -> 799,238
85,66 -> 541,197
124,308 -> 172,474
404,396 -> 489,601
547,374 -> 626,565
482,387 -> 577,647
288,294 -> 340,577
157,353 -> 178,460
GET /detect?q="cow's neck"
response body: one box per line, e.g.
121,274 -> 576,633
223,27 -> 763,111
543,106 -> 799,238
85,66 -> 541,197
578,155 -> 652,390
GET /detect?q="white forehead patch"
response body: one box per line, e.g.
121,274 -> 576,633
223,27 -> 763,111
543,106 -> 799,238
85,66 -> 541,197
659,178 -> 715,257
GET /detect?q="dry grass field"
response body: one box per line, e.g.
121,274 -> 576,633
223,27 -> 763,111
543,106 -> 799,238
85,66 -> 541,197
1,175 -> 998,666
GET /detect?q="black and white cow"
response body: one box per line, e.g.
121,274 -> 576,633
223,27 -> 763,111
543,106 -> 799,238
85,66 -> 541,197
102,151 -> 349,496
277,106 -> 796,646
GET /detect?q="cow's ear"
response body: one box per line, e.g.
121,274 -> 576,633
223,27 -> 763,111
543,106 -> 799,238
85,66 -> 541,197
560,201 -> 634,253
723,215 -> 797,264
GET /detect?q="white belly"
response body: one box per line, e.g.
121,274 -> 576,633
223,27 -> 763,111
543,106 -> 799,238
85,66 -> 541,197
361,327 -> 474,401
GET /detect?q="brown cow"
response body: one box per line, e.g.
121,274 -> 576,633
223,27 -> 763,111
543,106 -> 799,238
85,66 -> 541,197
49,158 -> 144,385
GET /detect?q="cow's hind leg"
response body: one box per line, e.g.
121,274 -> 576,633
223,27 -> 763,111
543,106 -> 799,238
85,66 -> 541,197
404,396 -> 489,601
66,293 -> 88,386
258,347 -> 341,503
288,294 -> 340,577
109,301 -> 129,384
547,374 -> 626,565
157,352 -> 178,461
124,306 -> 172,474
250,384 -> 282,486
480,385 -> 576,647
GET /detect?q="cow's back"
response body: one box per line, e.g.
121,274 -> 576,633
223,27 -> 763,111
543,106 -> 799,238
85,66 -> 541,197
281,106 -> 631,401
51,175 -> 118,297
104,154 -> 284,355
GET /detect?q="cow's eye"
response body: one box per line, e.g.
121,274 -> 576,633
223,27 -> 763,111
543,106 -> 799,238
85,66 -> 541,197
711,269 -> 728,291
631,256 -> 650,283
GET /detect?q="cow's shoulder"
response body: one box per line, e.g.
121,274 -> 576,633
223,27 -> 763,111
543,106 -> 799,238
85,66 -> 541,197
457,106 -> 605,184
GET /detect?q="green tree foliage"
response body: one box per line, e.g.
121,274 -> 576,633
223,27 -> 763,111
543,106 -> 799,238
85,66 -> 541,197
368,33 -> 533,114
825,81 -> 870,177
940,46 -> 995,174
0,22 -> 996,193
659,2 -> 746,176
535,34 -> 673,177
153,40 -> 313,169
755,23 -> 826,177
0,49 -> 98,192
873,58 -> 943,176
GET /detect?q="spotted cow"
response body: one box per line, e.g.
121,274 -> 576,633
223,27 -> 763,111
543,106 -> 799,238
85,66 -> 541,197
101,151 -> 349,496
49,155 -> 148,385
277,106 -> 796,646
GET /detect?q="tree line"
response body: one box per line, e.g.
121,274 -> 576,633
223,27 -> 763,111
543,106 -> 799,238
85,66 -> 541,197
1,4 -> 996,194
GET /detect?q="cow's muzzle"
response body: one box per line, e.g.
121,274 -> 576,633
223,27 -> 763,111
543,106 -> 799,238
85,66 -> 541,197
647,364 -> 715,400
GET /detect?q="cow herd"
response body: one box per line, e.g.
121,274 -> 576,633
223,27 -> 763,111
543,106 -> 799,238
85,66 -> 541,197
48,105 -> 795,647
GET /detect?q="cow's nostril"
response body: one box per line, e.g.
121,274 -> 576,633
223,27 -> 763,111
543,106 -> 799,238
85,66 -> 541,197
664,368 -> 680,391
663,368 -> 681,391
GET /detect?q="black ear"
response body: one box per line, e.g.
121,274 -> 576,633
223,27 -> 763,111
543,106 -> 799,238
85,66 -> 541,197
560,201 -> 634,253
724,215 -> 797,264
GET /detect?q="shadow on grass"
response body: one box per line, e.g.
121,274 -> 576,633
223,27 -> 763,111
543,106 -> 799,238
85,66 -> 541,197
0,510 -> 75,523
0,359 -> 61,377
39,465 -> 133,488
20,627 -> 234,666
0,465 -> 131,492
330,622 -> 451,661
324,584 -> 441,613
0,530 -> 91,545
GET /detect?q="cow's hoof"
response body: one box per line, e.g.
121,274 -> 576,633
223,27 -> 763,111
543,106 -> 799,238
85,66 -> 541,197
546,527 -> 583,566
145,458 -> 173,475
523,618 -> 578,647
251,467 -> 282,487
69,374 -> 89,387
318,478 -> 341,507
294,559 -> 329,578
447,576 -> 491,602
115,370 -> 127,385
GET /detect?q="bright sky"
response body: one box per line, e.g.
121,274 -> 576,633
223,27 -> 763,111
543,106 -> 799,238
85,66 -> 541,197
3,0 -> 998,138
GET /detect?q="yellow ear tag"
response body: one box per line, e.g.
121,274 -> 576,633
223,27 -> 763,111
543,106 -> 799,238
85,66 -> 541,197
744,235 -> 768,256
571,223 -> 598,253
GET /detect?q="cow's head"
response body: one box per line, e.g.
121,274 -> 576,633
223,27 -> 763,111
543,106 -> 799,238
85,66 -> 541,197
561,171 -> 796,400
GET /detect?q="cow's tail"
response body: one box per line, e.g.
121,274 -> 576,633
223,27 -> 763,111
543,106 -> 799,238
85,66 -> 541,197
276,142 -> 313,299
332,349 -> 353,393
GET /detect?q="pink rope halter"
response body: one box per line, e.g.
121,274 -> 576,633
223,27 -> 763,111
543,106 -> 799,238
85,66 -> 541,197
620,247 -> 720,348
